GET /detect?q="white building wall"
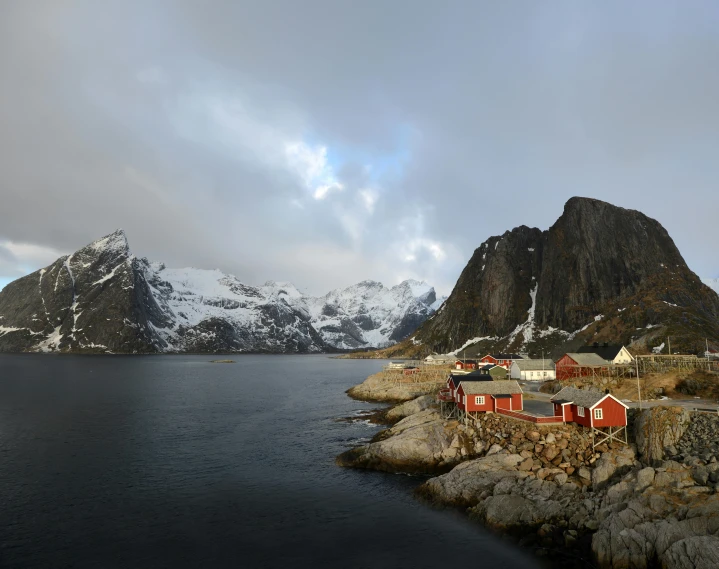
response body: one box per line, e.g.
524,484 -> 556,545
612,347 -> 634,364
524,369 -> 555,381
510,361 -> 556,380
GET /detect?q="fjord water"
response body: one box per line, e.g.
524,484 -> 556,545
0,355 -> 537,569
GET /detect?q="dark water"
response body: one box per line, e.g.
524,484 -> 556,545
0,354 -> 538,569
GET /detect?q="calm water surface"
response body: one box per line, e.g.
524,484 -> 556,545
0,354 -> 538,568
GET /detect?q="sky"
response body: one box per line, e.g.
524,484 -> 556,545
1,1 -> 718,296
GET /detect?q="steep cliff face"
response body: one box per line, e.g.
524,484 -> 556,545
415,197 -> 719,356
0,231 -> 169,353
419,226 -> 543,348
536,197 -> 688,331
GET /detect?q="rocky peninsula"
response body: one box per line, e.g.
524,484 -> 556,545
338,377 -> 719,568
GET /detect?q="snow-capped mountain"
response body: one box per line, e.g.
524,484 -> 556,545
302,279 -> 444,349
0,230 -> 443,354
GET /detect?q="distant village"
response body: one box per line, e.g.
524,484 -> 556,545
385,343 -> 719,449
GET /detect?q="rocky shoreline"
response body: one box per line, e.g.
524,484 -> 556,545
337,377 -> 719,568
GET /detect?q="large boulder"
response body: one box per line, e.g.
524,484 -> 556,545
634,407 -> 691,462
662,536 -> 719,569
418,452 -> 527,506
335,409 -> 471,473
591,445 -> 637,488
386,394 -> 435,421
481,495 -> 539,530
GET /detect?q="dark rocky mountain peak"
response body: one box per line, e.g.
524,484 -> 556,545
414,197 -> 719,356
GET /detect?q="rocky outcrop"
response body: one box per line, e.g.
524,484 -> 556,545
671,413 -> 719,463
335,409 -> 476,473
420,452 -> 529,507
591,460 -> 719,568
662,536 -> 719,569
591,445 -> 638,488
634,406 -> 691,462
385,394 -> 435,422
413,197 -> 719,356
346,372 -> 439,402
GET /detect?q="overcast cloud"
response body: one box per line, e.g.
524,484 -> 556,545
1,1 -> 718,295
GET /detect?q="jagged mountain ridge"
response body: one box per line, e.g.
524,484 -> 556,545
0,231 -> 443,353
412,197 -> 719,357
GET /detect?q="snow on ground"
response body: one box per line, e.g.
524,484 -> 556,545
449,336 -> 500,355
91,259 -> 129,287
0,326 -> 24,336
504,282 -> 539,347
35,326 -> 64,352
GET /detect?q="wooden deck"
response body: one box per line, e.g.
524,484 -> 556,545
496,408 -> 564,424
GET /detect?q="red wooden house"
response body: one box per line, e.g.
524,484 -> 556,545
445,374 -> 463,399
455,359 -> 479,370
555,352 -> 608,381
480,353 -> 524,370
456,380 -> 523,415
550,387 -> 627,428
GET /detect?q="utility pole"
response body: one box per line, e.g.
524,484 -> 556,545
636,356 -> 642,409
668,336 -> 671,356
707,339 -> 711,372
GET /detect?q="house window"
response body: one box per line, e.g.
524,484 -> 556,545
475,396 -> 485,405
577,407 -> 585,417
463,395 -> 466,405
594,408 -> 603,420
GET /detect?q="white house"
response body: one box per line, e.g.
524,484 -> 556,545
510,359 -> 556,381
424,354 -> 455,365
577,344 -> 634,364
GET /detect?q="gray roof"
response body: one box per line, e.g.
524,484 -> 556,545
460,380 -> 523,395
577,344 -> 627,361
551,386 -> 605,408
512,359 -> 556,371
564,353 -> 609,366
